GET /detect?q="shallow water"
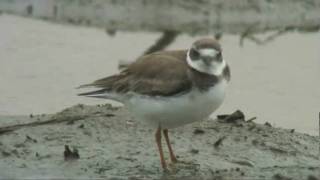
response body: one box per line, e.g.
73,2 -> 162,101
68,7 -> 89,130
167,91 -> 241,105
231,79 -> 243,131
0,15 -> 319,135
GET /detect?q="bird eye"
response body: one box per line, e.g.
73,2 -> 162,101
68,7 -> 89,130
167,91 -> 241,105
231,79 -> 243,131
189,49 -> 200,60
217,52 -> 221,58
216,52 -> 222,60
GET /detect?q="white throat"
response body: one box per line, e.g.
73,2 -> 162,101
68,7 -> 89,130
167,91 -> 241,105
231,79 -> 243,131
187,50 -> 226,76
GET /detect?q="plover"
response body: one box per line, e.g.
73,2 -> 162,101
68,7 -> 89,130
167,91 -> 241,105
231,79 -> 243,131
78,38 -> 230,169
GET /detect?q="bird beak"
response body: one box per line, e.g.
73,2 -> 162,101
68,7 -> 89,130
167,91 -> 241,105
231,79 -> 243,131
202,56 -> 214,65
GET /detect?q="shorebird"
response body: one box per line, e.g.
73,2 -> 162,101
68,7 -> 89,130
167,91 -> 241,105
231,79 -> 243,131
78,38 -> 230,170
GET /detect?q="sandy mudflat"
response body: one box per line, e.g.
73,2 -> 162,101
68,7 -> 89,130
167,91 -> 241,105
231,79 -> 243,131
0,104 -> 319,179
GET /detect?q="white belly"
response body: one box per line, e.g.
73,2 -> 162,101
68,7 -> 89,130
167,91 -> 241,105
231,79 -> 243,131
125,80 -> 228,129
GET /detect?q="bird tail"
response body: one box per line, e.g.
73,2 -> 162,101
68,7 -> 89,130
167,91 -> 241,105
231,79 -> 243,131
78,88 -> 108,97
78,88 -> 123,102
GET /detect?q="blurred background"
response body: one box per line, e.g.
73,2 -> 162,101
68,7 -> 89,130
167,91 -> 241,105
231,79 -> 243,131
0,0 -> 319,135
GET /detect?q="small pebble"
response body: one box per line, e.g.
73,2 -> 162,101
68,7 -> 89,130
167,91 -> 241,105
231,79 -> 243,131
64,145 -> 80,160
190,149 -> 199,154
273,173 -> 291,180
2,151 -> 11,157
264,122 -> 272,127
193,128 -> 205,135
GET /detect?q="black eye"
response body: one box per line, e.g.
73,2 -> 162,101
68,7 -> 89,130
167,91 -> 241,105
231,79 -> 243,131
217,52 -> 221,57
189,49 -> 200,60
216,52 -> 222,60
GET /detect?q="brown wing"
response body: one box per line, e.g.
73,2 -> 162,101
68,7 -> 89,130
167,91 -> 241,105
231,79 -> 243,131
79,50 -> 192,97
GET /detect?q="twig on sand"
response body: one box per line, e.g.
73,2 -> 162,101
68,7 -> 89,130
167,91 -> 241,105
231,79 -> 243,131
0,115 -> 88,135
246,117 -> 257,122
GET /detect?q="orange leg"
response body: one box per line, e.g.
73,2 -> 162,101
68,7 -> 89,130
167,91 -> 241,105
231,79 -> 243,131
155,127 -> 167,169
163,129 -> 178,163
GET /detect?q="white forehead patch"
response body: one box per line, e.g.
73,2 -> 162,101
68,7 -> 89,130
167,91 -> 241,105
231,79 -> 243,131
199,48 -> 219,57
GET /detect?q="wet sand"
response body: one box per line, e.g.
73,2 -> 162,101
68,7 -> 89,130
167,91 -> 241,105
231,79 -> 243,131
0,15 -> 319,135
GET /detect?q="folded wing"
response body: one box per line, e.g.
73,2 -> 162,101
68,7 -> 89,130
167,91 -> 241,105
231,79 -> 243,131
78,52 -> 192,99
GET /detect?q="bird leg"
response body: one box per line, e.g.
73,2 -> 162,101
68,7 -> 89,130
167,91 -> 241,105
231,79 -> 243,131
163,129 -> 178,163
155,127 -> 167,169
